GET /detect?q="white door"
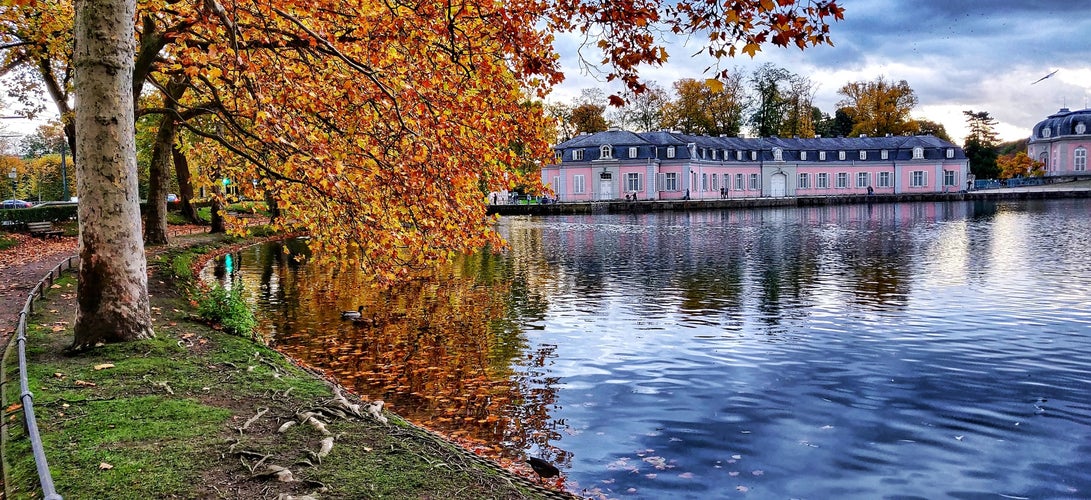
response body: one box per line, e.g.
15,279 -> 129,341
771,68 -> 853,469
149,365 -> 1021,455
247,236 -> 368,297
599,180 -> 613,200
771,173 -> 787,197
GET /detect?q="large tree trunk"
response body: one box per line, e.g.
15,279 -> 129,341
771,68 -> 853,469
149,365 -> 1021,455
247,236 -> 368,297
171,145 -> 200,224
210,184 -> 226,234
143,112 -> 176,245
72,0 -> 154,349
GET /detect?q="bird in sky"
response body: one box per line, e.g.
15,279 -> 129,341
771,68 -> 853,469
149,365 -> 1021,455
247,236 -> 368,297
1032,69 -> 1059,85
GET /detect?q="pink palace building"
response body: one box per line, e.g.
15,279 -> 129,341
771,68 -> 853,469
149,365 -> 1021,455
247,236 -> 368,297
541,129 -> 970,202
1027,108 -> 1091,176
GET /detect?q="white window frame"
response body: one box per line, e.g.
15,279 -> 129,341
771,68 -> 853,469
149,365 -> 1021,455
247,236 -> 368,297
773,148 -> 783,162
836,172 -> 848,188
946,148 -> 954,159
881,149 -> 889,160
711,173 -> 719,191
629,146 -> 638,158
665,172 -> 678,191
816,172 -> 829,189
801,151 -> 808,161
626,172 -> 642,191
838,151 -> 846,161
1075,147 -> 1087,171
712,149 -> 718,160
943,170 -> 957,187
910,170 -> 927,187
856,172 -> 869,188
913,147 -> 924,159
666,146 -> 676,159
749,173 -> 760,190
859,150 -> 867,160
573,174 -> 586,193
735,173 -> 745,190
798,173 -> 809,189
750,151 -> 758,161
701,173 -> 708,191
878,171 -> 892,188
736,150 -> 743,161
819,151 -> 827,161
600,144 -> 612,159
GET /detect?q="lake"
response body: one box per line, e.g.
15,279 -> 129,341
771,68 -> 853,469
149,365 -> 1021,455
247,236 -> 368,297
204,198 -> 1091,499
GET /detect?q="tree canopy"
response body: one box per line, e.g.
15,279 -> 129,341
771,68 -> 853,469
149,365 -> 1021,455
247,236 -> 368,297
836,76 -> 918,137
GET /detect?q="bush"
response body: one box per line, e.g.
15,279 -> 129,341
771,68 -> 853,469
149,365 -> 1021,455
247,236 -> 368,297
0,204 -> 78,223
197,283 -> 257,339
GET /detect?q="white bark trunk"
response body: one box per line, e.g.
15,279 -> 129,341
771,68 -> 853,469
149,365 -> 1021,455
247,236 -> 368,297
72,0 -> 154,347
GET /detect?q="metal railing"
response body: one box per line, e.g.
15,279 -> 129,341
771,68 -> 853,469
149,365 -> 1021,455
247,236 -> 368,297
10,255 -> 74,500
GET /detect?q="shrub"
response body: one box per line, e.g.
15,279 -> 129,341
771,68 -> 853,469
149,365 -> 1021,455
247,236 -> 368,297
197,283 -> 257,339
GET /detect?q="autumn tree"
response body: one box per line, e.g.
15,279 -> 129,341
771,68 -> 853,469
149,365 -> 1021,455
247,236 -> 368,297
5,0 -> 844,347
997,151 -> 1045,179
837,76 -> 918,137
963,110 -> 1000,179
916,119 -> 952,143
661,76 -> 746,136
613,81 -> 668,132
70,0 -> 154,348
571,103 -> 609,134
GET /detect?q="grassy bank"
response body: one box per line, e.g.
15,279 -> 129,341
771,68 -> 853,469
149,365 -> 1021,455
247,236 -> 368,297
2,233 -> 566,499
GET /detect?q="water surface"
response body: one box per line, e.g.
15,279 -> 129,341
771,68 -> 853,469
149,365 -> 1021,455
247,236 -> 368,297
205,199 -> 1091,499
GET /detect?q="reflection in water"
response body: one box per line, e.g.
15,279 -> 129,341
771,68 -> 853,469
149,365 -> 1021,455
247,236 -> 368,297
205,199 -> 1091,498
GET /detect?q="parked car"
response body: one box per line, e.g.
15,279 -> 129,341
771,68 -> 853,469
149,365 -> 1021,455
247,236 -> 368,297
1,199 -> 33,209
167,193 -> 178,203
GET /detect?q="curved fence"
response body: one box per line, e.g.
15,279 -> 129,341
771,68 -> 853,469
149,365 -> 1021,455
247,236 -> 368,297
9,255 -> 73,500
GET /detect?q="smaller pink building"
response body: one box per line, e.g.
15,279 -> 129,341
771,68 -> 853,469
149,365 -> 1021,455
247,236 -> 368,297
1027,108 -> 1091,176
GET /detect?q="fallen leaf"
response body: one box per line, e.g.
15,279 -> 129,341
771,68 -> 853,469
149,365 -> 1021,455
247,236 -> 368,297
51,325 -> 65,332
99,462 -> 113,470
74,380 -> 96,387
50,284 -> 61,289
93,363 -> 115,370
53,372 -> 64,378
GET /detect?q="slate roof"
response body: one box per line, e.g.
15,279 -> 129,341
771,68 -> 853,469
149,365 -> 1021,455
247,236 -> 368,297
1031,108 -> 1091,140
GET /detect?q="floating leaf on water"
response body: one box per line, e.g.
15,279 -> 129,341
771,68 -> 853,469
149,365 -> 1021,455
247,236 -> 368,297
679,472 -> 695,479
729,471 -> 740,477
736,485 -> 749,492
752,470 -> 764,476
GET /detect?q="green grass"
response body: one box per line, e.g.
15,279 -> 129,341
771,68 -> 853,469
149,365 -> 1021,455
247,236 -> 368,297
2,234 -> 554,499
0,233 -> 16,251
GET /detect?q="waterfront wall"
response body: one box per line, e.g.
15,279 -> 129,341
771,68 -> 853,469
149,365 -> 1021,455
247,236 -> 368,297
487,188 -> 1091,216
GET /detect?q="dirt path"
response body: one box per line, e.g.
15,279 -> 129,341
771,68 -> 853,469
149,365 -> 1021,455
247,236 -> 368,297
0,233 -> 79,347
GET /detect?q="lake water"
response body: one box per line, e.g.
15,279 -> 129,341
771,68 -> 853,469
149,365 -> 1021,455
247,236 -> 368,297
205,198 -> 1091,499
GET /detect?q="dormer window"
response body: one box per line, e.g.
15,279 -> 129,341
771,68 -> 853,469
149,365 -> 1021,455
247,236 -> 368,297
801,151 -> 808,161
859,150 -> 867,160
573,149 -> 584,161
912,146 -> 924,159
712,149 -> 718,160
773,148 -> 783,162
750,151 -> 757,161
600,144 -> 613,159
1077,122 -> 1086,134
1042,127 -> 1051,138
736,151 -> 743,161
838,151 -> 846,161
629,146 -> 638,158
819,151 -> 827,161
946,148 -> 954,159
881,149 -> 889,160
666,146 -> 676,158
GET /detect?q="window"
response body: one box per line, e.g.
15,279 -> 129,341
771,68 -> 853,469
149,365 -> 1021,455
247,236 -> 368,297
856,172 -> 869,188
878,171 -> 892,188
600,145 -> 612,159
773,148 -> 783,162
1076,147 -> 1088,171
801,151 -> 808,161
712,149 -> 718,160
666,146 -> 676,158
736,150 -> 743,161
946,148 -> 954,159
819,151 -> 827,161
798,173 -> 810,189
816,172 -> 829,189
750,151 -> 758,161
626,172 -> 642,191
665,172 -> 678,191
701,173 -> 708,191
1077,122 -> 1087,134
836,172 -> 848,188
913,147 -> 924,159
910,170 -> 927,187
749,173 -> 760,190
943,170 -> 957,187
629,146 -> 638,158
573,175 -> 586,193
838,151 -> 846,161
573,149 -> 584,161
1042,127 -> 1051,138
881,149 -> 889,160
711,173 -> 718,191
859,150 -> 867,160
735,173 -> 745,190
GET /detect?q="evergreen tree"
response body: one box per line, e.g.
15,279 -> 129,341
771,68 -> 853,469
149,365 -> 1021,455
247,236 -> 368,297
963,110 -> 1000,179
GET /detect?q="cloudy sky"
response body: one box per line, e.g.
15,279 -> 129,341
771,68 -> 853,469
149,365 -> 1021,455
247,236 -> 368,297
550,0 -> 1091,144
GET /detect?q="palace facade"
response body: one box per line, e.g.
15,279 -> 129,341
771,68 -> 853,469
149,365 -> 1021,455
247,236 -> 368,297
1027,108 -> 1091,176
542,129 -> 970,202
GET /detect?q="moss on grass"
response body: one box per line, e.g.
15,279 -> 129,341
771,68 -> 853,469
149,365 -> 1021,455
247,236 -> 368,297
2,234 -> 563,500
